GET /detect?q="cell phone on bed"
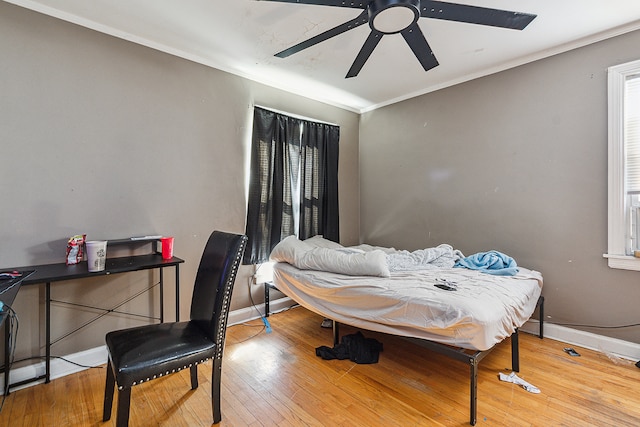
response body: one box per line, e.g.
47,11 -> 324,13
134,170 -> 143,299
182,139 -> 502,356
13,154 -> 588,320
434,283 -> 457,291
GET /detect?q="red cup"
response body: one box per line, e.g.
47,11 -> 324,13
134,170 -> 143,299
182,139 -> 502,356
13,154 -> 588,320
161,237 -> 174,260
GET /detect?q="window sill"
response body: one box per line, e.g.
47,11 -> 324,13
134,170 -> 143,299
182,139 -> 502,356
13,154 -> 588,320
603,253 -> 640,271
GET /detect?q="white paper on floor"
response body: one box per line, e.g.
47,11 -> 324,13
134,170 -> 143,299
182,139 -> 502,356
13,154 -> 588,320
499,371 -> 541,394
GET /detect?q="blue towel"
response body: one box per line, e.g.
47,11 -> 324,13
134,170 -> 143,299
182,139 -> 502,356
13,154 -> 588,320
454,250 -> 519,276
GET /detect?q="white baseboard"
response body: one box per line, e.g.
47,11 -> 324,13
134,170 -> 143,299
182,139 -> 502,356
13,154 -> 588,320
520,319 -> 640,361
227,296 -> 295,326
3,298 -> 637,395
1,345 -> 108,394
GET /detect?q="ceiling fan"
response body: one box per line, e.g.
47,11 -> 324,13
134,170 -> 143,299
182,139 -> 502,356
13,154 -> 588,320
259,0 -> 536,78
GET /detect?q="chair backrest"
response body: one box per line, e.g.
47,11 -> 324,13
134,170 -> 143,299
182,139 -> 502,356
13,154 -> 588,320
189,231 -> 247,358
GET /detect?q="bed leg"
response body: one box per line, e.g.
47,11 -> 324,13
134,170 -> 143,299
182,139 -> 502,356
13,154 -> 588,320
537,296 -> 545,339
469,358 -> 478,426
264,282 -> 270,317
332,321 -> 340,346
511,329 -> 520,373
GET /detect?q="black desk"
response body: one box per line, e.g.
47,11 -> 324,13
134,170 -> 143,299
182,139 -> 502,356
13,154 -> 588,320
2,253 -> 183,393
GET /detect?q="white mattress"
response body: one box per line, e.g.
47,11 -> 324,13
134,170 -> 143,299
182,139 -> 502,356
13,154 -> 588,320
273,263 -> 543,351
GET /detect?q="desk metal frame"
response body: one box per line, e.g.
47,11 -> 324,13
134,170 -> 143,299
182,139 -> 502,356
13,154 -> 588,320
2,254 -> 183,393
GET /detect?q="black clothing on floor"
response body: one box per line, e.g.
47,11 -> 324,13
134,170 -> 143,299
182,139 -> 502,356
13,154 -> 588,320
315,331 -> 383,364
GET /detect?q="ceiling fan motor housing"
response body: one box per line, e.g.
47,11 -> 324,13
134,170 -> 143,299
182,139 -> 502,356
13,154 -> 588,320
368,0 -> 420,34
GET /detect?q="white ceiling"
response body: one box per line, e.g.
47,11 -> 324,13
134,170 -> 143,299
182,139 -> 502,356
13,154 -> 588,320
6,0 -> 640,113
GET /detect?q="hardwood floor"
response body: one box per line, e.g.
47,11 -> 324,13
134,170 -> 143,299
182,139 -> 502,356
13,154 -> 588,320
1,306 -> 639,426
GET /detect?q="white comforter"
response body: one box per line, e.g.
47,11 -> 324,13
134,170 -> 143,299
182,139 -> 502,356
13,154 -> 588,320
270,236 -> 543,351
270,235 -> 464,277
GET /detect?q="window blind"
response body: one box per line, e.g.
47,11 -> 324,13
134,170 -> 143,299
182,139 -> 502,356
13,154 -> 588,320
625,74 -> 640,194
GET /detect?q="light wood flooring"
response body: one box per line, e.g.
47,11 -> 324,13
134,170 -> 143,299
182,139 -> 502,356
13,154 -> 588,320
0,306 -> 639,426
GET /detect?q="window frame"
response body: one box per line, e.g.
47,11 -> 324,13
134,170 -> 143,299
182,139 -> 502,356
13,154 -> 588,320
604,58 -> 640,270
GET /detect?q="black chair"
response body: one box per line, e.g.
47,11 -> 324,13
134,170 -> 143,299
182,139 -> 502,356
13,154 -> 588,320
102,231 -> 247,426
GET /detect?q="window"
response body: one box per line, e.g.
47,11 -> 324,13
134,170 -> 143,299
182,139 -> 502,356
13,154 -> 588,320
244,106 -> 340,265
605,59 -> 640,270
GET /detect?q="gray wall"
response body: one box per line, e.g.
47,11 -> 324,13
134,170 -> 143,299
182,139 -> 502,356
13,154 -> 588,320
3,0 -> 639,365
0,2 -> 359,359
360,29 -> 640,343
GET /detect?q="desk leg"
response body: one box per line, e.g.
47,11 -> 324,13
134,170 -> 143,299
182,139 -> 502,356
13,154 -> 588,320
159,268 -> 164,323
159,265 -> 180,322
46,282 -> 51,384
175,265 -> 180,321
4,317 -> 10,395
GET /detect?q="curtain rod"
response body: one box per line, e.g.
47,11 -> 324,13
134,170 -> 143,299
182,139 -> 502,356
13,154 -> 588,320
254,104 -> 339,127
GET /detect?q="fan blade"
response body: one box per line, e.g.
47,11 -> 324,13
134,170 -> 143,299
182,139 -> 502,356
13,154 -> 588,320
276,10 -> 368,58
346,30 -> 383,78
401,23 -> 439,72
257,0 -> 365,10
420,0 -> 536,30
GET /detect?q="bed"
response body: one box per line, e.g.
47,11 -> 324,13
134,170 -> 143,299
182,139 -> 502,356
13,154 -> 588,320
268,235 -> 544,425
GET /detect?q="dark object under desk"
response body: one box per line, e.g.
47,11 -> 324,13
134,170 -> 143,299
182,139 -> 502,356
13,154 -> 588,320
2,253 -> 183,394
0,270 -> 35,397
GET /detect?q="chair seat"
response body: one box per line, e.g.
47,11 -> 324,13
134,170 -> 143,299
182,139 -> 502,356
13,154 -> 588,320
106,321 -> 216,388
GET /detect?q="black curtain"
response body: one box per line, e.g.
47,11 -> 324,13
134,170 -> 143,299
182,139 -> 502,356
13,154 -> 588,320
298,120 -> 340,241
244,107 -> 340,264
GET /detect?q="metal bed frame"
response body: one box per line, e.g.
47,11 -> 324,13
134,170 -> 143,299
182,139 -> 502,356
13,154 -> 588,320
266,282 -> 544,426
